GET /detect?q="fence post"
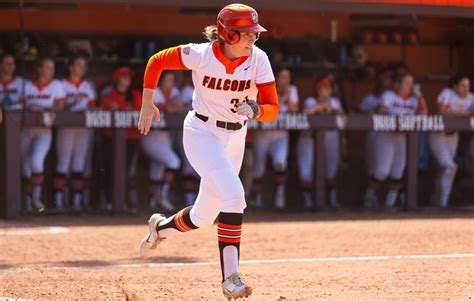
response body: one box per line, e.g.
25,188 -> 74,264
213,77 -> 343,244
112,128 -> 127,213
0,111 -> 22,218
405,132 -> 418,210
314,130 -> 326,209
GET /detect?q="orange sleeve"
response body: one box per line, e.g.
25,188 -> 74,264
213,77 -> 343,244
143,46 -> 188,90
256,82 -> 279,122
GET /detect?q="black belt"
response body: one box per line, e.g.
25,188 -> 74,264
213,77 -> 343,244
195,112 -> 246,131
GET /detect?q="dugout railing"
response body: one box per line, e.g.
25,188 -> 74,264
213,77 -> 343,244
1,110 -> 473,218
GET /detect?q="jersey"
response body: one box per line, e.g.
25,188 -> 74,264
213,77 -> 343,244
0,76 -> 24,107
304,96 -> 342,112
180,41 -> 275,123
24,79 -> 66,110
437,88 -> 473,114
359,93 -> 379,114
380,90 -> 421,115
62,79 -> 96,112
154,86 -> 181,111
278,84 -> 299,113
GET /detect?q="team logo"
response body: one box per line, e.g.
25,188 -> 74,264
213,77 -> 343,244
251,12 -> 257,23
183,46 -> 190,55
42,112 -> 56,127
336,115 -> 348,130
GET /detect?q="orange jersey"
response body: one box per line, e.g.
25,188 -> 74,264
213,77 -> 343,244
101,89 -> 142,139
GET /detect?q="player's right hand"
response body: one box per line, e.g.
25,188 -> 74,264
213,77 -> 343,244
138,103 -> 160,135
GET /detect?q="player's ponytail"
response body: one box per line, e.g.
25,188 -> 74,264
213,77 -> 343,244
203,25 -> 219,42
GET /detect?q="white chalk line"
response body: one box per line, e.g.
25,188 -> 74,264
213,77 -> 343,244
0,225 -> 69,236
1,253 -> 472,275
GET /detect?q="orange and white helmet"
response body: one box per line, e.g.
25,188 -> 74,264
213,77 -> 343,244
217,3 -> 267,45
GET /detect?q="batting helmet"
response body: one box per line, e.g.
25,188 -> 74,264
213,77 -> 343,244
217,3 -> 267,45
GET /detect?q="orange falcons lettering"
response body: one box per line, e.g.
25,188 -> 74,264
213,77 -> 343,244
202,75 -> 251,91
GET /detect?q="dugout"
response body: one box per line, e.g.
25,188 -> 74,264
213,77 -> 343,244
1,1 -> 473,217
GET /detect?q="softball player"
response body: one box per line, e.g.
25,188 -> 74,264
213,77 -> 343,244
138,4 -> 278,298
54,53 -> 96,211
140,71 -> 182,212
429,76 -> 472,208
22,57 -> 66,212
252,68 -> 299,209
296,77 -> 344,209
364,73 -> 428,209
359,70 -> 392,208
0,54 -> 24,110
100,66 -> 142,212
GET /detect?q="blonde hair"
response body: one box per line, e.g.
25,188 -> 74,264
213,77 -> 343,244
203,25 -> 220,42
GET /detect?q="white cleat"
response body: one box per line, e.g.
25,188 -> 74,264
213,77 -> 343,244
274,191 -> 285,209
222,273 -> 253,300
139,213 -> 166,259
32,198 -> 46,212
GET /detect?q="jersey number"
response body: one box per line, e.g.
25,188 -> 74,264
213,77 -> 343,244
230,96 -> 249,113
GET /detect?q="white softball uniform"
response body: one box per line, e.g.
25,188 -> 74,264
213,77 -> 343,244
55,79 -> 96,175
21,79 -> 66,177
429,88 -> 473,168
297,96 -> 342,182
374,90 -> 421,181
253,84 -> 299,177
360,93 -> 380,176
179,41 -> 274,225
141,87 -> 182,181
1,76 -> 24,109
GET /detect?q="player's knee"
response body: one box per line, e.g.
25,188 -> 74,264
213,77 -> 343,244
208,168 -> 245,200
221,198 -> 246,214
189,206 -> 218,228
167,155 -> 181,171
71,172 -> 85,191
54,172 -> 67,190
273,161 -> 287,172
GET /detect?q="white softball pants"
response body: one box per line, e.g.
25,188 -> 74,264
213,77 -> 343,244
21,127 -> 52,177
183,111 -> 247,227
429,132 -> 459,168
141,130 -> 181,181
56,127 -> 89,174
373,132 -> 406,181
296,130 -> 340,182
253,130 -> 289,178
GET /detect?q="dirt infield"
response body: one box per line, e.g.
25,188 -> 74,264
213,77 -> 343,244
1,210 -> 473,300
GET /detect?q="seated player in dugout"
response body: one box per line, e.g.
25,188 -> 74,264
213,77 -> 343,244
100,66 -> 142,212
359,69 -> 393,209
296,76 -> 344,210
140,71 -> 182,212
54,53 -> 96,212
429,76 -> 473,208
22,57 -> 66,212
0,53 -> 25,110
137,4 -> 278,299
364,72 -> 428,209
252,68 -> 299,209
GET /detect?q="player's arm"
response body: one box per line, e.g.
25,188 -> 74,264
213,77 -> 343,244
287,86 -> 299,113
54,97 -> 65,111
139,46 -> 188,135
256,82 -> 279,122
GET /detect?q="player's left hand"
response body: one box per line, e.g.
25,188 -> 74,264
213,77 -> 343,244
236,100 -> 260,119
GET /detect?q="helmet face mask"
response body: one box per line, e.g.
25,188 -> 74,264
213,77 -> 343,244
217,3 -> 266,45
